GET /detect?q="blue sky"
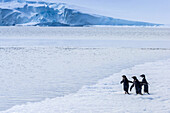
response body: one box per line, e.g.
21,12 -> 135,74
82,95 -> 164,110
57,0 -> 170,24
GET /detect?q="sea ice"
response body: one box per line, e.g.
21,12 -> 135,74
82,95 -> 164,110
1,58 -> 170,113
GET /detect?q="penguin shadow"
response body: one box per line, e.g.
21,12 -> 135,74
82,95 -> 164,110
139,95 -> 154,100
125,93 -> 141,95
126,93 -> 134,95
118,91 -> 136,95
130,92 -> 152,95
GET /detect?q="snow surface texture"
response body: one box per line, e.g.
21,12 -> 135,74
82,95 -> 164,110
1,58 -> 170,113
0,1 -> 159,26
0,26 -> 170,111
1,47 -> 170,111
0,27 -> 170,40
0,26 -> 170,112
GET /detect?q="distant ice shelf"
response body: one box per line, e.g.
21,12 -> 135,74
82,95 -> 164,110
0,0 -> 161,26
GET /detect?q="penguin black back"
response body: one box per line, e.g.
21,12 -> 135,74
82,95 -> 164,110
130,76 -> 142,95
140,74 -> 149,94
120,75 -> 132,94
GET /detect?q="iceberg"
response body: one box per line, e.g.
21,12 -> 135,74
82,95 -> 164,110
0,1 -> 161,26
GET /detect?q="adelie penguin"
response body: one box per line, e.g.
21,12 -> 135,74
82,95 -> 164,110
140,74 -> 149,94
120,75 -> 133,94
130,76 -> 143,95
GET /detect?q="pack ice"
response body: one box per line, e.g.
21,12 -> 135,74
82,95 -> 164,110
0,0 -> 160,26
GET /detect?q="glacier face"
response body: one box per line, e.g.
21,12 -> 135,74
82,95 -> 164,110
0,1 -> 160,26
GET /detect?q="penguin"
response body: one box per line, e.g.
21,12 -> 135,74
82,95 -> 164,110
140,74 -> 149,94
130,76 -> 143,95
120,75 -> 133,94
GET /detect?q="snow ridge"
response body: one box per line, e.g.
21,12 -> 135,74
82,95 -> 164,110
0,1 -> 160,26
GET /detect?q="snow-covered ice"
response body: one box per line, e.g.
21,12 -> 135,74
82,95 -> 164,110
0,26 -> 170,112
1,47 -> 170,111
1,58 -> 170,113
0,26 -> 170,40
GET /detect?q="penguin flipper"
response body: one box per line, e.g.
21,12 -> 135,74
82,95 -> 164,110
130,83 -> 134,91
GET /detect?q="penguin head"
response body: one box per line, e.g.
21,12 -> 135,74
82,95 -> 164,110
140,74 -> 145,78
122,75 -> 126,78
132,76 -> 137,80
122,75 -> 127,79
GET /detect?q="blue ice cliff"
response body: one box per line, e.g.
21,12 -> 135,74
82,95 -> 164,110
0,0 -> 161,26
